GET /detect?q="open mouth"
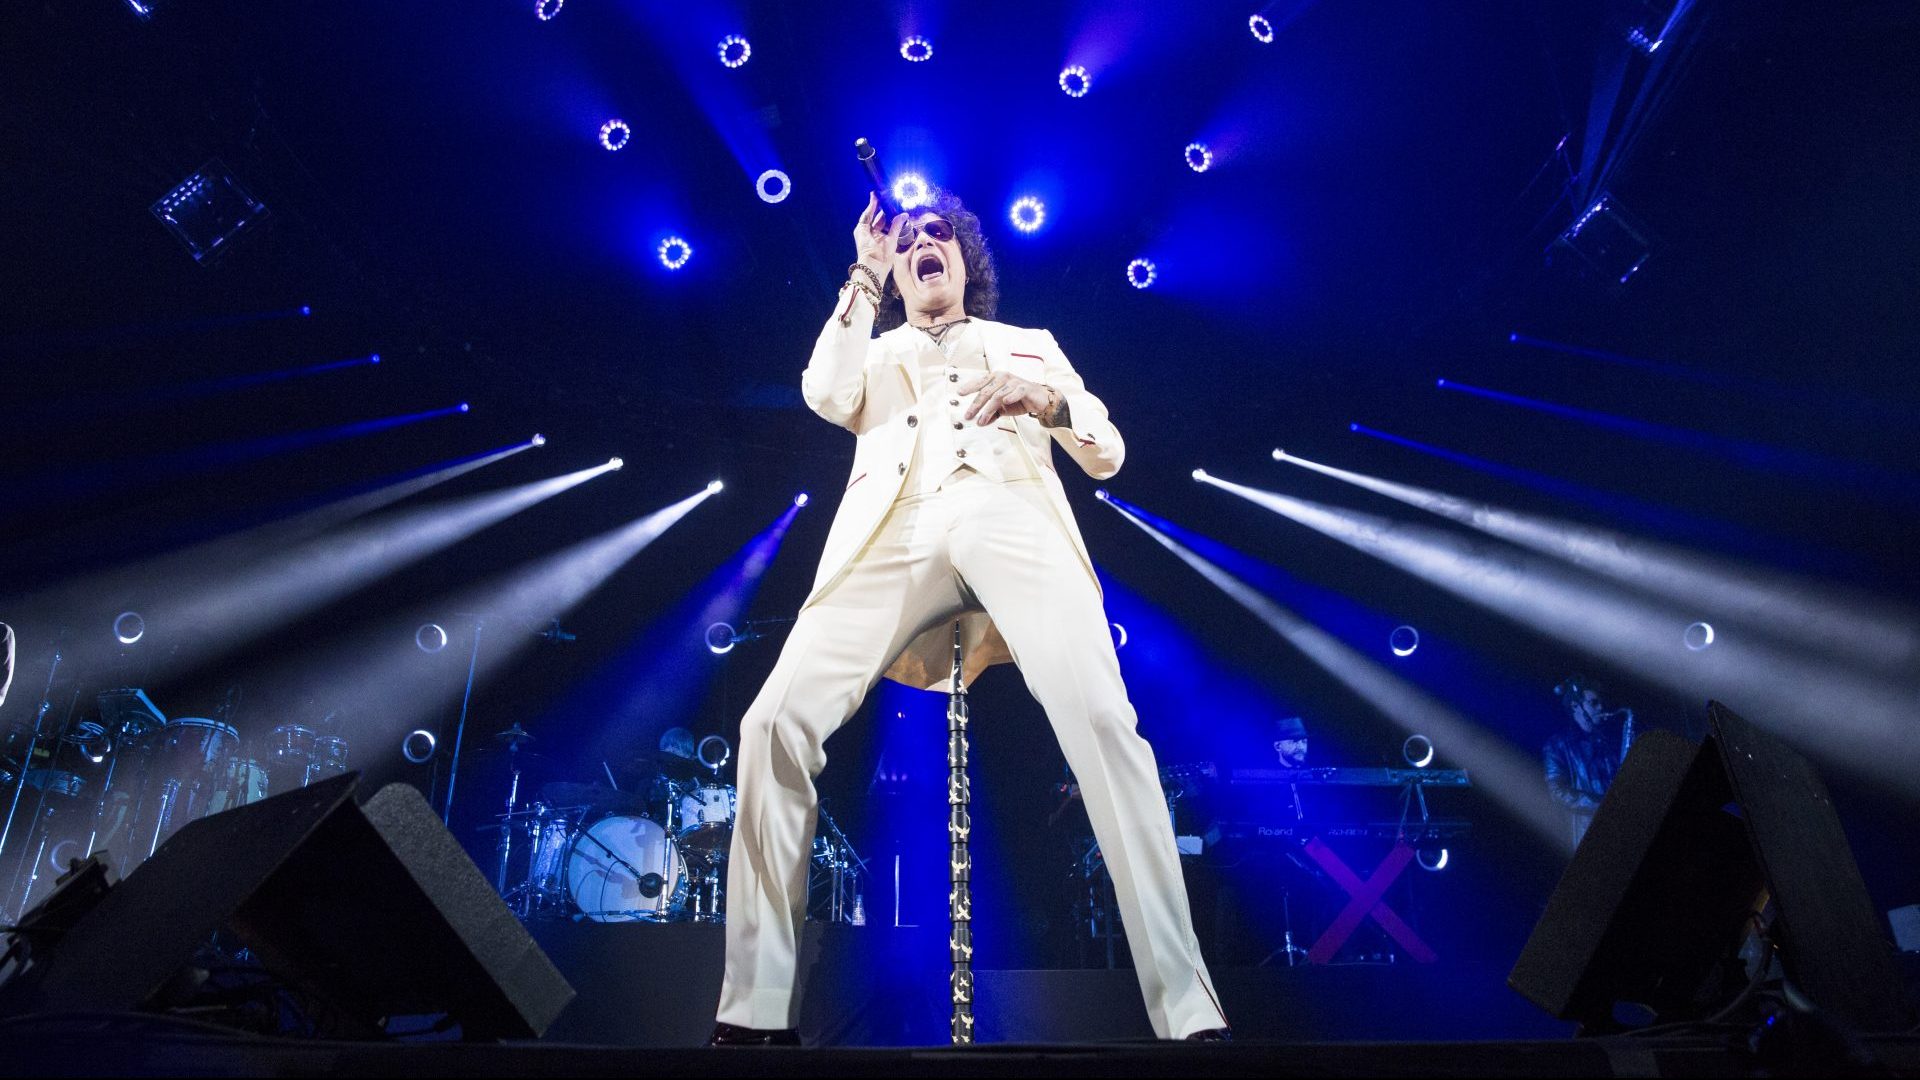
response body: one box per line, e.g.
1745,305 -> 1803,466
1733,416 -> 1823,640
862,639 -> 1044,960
915,252 -> 946,282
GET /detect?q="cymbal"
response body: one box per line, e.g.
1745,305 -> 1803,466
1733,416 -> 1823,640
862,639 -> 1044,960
539,780 -> 648,815
492,722 -> 536,747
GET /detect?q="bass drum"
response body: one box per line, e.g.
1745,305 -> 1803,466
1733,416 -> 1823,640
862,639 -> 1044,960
565,814 -> 686,922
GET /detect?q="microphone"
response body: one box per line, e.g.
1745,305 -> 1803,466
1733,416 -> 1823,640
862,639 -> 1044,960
539,620 -> 577,643
855,138 -> 903,219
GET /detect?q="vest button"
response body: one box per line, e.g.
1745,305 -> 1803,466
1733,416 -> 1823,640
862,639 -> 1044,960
956,449 -> 967,459
949,372 -> 959,382
897,462 -> 907,474
953,421 -> 963,430
907,415 -> 918,427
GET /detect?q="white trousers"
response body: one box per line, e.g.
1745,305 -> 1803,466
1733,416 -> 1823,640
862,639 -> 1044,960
716,473 -> 1228,1039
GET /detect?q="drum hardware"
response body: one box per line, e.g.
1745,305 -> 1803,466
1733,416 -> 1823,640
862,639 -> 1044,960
0,648 -> 62,866
4,668 -> 75,922
810,800 -> 868,925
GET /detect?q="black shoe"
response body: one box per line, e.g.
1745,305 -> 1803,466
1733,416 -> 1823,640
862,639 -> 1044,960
707,1021 -> 801,1047
1183,1027 -> 1233,1042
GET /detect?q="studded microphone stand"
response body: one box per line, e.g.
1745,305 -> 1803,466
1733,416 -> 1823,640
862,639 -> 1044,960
946,621 -> 975,1045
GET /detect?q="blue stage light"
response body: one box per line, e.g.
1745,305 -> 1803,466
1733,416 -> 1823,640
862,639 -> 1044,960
756,169 -> 791,204
1127,258 -> 1156,289
794,493 -> 810,507
114,611 -> 146,645
1009,197 -> 1045,233
1111,622 -> 1129,649
369,353 -> 381,364
1249,15 -> 1274,43
1059,66 -> 1091,97
1185,142 -> 1213,173
1095,488 -> 1110,501
608,457 -> 624,470
707,479 -> 725,494
530,433 -> 547,447
536,0 -> 563,20
1685,621 -> 1715,651
300,305 -> 312,317
892,174 -> 931,211
457,403 -> 470,413
901,36 -> 933,62
658,236 -> 693,270
599,119 -> 631,152
1191,468 -> 1209,482
719,35 -> 751,68
415,623 -> 448,653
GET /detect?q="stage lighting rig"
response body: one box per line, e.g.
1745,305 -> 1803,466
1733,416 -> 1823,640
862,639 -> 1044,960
1554,194 -> 1652,285
535,0 -> 563,20
1249,15 -> 1274,43
892,174 -> 931,211
658,237 -> 692,270
1185,143 -> 1213,172
599,119 -> 631,151
794,493 -> 810,507
1127,259 -> 1157,289
901,36 -> 933,62
1058,66 -> 1091,97
707,479 -> 725,494
608,457 -> 625,470
150,159 -> 268,265
1009,197 -> 1045,233
719,35 -> 751,68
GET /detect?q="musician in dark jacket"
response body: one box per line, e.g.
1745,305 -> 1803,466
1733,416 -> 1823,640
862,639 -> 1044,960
1543,674 -> 1634,847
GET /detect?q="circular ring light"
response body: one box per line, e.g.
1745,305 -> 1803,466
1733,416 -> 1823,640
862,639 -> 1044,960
756,168 -> 791,204
599,119 -> 630,151
1402,734 -> 1435,769
536,0 -> 564,21
1185,142 -> 1213,173
415,623 -> 449,654
1059,65 -> 1091,97
718,35 -> 751,68
1111,622 -> 1129,650
891,174 -> 931,211
1684,621 -> 1715,651
901,36 -> 933,62
705,622 -> 737,656
1390,624 -> 1420,657
658,236 -> 692,270
1249,14 -> 1274,43
1416,848 -> 1450,872
113,611 -> 145,645
402,729 -> 438,764
1127,258 -> 1157,289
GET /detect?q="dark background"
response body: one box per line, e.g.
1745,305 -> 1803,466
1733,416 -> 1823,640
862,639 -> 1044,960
3,0 -> 1916,1019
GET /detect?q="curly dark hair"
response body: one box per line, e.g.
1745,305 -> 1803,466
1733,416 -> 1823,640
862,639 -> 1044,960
875,190 -> 999,333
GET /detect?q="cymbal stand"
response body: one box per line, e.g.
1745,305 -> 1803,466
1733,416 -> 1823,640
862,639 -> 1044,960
441,617 -> 486,827
946,622 -> 974,1045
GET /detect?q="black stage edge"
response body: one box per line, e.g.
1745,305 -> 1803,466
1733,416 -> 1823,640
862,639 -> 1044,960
4,1032 -> 1920,1078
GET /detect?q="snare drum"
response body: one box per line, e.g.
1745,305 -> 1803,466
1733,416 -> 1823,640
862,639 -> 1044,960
676,784 -> 736,852
309,734 -> 350,780
565,815 -> 686,922
162,718 -> 239,774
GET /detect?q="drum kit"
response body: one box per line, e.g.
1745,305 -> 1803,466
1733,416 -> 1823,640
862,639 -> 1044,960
0,687 -> 350,917
486,727 -> 866,925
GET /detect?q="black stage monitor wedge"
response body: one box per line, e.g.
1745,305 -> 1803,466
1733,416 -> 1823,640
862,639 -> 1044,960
1509,702 -> 1914,1035
6,772 -> 574,1040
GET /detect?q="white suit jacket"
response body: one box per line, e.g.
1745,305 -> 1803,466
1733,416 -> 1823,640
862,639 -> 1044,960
800,307 -> 1125,691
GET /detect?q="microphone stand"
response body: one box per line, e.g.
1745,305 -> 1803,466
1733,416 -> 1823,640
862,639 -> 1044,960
441,618 -> 486,827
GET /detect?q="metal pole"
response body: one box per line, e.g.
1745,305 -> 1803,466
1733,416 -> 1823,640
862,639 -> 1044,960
946,621 -> 974,1045
442,620 -> 485,827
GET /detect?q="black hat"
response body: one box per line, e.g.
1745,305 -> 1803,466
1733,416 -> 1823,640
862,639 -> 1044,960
1274,715 -> 1308,740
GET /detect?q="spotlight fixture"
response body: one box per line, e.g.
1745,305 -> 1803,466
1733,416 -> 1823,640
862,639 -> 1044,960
1271,448 -> 1286,461
608,457 -> 625,470
530,433 -> 547,446
1058,65 -> 1091,97
1094,488 -> 1110,501
536,0 -> 563,20
300,305 -> 313,317
1184,142 -> 1213,173
369,353 -> 381,364
151,158 -> 267,264
113,611 -> 146,645
599,119 -> 631,152
658,236 -> 693,270
794,493 -> 810,507
1684,621 -> 1715,651
1390,624 -> 1420,657
1191,468 -> 1209,482
755,169 -> 791,204
1626,26 -> 1662,54
1009,196 -> 1045,233
707,479 -> 725,494
1415,848 -> 1450,872
402,728 -> 438,764
1402,734 -> 1435,769
900,35 -> 933,62
718,34 -> 751,68
415,623 -> 449,654
705,622 -> 737,656
457,403 -> 471,413
1249,14 -> 1274,43
1111,622 -> 1129,649
1127,258 -> 1156,289
891,174 -> 931,211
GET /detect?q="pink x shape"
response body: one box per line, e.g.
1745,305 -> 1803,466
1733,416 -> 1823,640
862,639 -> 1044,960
1303,838 -> 1438,964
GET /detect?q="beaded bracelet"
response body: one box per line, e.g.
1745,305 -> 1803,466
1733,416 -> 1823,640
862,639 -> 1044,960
847,262 -> 884,297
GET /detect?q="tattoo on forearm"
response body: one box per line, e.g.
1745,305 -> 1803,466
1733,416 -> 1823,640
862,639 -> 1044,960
1041,395 -> 1071,429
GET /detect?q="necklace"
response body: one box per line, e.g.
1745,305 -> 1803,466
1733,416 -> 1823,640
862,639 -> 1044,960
915,317 -> 970,344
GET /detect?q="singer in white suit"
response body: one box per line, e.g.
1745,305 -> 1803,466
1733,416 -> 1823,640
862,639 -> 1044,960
709,191 -> 1230,1045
